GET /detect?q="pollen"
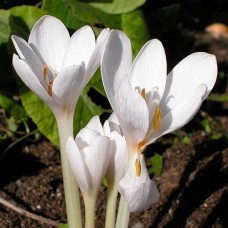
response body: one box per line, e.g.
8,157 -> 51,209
153,105 -> 162,131
48,81 -> 53,97
141,88 -> 146,101
135,158 -> 141,176
43,64 -> 48,80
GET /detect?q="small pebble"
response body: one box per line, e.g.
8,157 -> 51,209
36,205 -> 41,209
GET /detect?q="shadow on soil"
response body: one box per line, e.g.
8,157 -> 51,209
0,144 -> 45,188
150,136 -> 228,227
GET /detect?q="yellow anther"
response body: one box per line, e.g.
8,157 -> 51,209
43,64 -> 48,80
48,81 -> 53,97
135,159 -> 141,176
141,88 -> 146,101
138,139 -> 146,151
153,105 -> 162,131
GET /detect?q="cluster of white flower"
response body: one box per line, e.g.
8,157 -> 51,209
12,15 -> 217,228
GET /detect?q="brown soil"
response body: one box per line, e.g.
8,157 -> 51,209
0,114 -> 227,228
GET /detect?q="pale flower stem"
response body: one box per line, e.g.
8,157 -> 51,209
105,184 -> 118,228
56,111 -> 82,228
115,195 -> 130,228
84,195 -> 96,228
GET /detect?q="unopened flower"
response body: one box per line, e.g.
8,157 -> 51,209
101,30 -> 217,212
66,116 -> 111,198
103,113 -> 127,185
12,15 -> 109,115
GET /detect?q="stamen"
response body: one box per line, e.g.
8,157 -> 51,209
135,158 -> 141,176
138,139 -> 146,151
48,81 -> 53,97
153,105 -> 162,131
43,64 -> 48,80
141,88 -> 146,101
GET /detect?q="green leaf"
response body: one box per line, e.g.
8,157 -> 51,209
73,92 -> 103,135
121,10 -> 150,56
10,6 -> 48,30
42,0 -> 86,30
20,88 -> 59,145
182,135 -> 191,144
58,224 -> 68,228
19,84 -> 104,147
0,94 -> 26,123
8,6 -> 48,53
90,0 -> 145,15
148,153 -> 163,176
0,9 -> 11,44
207,93 -> 228,102
87,70 -> 106,97
0,10 -> 18,95
42,0 -> 121,29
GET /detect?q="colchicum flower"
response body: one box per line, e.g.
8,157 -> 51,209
11,15 -> 109,227
12,15 -> 109,115
101,30 -> 217,212
66,116 -> 111,198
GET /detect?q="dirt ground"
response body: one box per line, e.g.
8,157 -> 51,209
0,113 -> 227,227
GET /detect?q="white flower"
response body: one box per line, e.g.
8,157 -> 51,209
12,15 -> 109,115
66,116 -> 111,198
101,30 -> 217,212
103,113 -> 127,185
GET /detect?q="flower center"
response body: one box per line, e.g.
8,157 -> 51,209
43,64 -> 57,97
134,87 -> 163,176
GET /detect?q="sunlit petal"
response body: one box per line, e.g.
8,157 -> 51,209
114,77 -> 149,149
29,15 -> 70,71
52,64 -> 85,109
118,154 -> 159,212
13,54 -> 53,107
62,26 -> 95,68
11,35 -> 46,86
130,39 -> 167,101
85,115 -> 104,135
85,28 -> 110,82
161,52 -> 217,115
146,84 -> 208,144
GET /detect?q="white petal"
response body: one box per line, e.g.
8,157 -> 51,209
119,154 -> 149,188
161,52 -> 217,115
11,35 -> 46,86
120,179 -> 159,212
66,136 -> 90,193
118,154 -> 159,212
85,115 -> 104,135
52,64 -> 85,109
106,131 -> 127,183
62,26 -> 95,68
114,77 -> 149,149
103,113 -> 122,136
85,28 -> 110,82
101,30 -> 132,108
28,15 -> 70,72
129,39 -> 167,101
76,128 -> 100,150
13,54 -> 54,107
82,136 -> 111,195
146,84 -> 208,144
